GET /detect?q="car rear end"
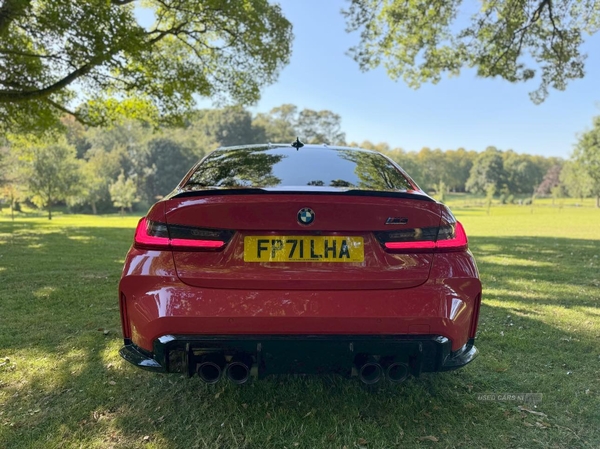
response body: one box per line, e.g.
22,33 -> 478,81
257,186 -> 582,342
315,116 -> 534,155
119,144 -> 481,383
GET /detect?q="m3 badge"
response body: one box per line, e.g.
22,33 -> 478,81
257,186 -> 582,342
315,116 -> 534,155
385,217 -> 409,225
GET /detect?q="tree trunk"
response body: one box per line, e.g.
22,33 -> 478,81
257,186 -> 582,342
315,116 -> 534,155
48,204 -> 52,220
10,201 -> 14,221
596,195 -> 600,208
91,201 -> 97,215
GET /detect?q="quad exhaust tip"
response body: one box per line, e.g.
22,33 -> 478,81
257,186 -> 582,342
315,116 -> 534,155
386,362 -> 409,383
196,352 -> 407,384
359,361 -> 383,385
226,354 -> 253,385
197,353 -> 253,384
357,356 -> 410,384
197,354 -> 226,384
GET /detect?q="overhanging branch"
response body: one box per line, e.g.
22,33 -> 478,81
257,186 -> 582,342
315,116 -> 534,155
45,98 -> 94,126
0,62 -> 96,103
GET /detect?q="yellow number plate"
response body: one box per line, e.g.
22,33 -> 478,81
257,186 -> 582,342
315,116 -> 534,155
244,236 -> 364,262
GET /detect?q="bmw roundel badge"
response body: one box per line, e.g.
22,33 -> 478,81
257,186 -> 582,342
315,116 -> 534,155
297,207 -> 315,225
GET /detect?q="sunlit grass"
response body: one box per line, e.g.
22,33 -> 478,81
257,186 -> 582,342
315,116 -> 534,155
1,205 -> 599,448
444,192 -> 598,209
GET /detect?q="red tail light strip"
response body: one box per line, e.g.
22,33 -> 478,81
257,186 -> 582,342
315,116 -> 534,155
134,219 -> 170,249
169,238 -> 225,249
384,240 -> 436,250
134,218 -> 226,251
383,222 -> 468,253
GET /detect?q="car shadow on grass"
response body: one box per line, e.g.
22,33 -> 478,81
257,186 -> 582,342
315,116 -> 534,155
1,225 -> 599,448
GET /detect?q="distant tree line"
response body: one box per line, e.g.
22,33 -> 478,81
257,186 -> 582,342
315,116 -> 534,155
1,105 -> 599,219
0,105 -> 345,218
356,143 -> 563,197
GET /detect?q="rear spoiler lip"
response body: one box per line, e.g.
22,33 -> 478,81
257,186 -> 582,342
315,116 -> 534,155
165,188 -> 436,202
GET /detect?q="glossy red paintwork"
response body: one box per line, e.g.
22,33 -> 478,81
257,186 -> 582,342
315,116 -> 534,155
119,180 -> 482,358
164,194 -> 440,231
119,239 -> 481,352
165,194 -> 439,290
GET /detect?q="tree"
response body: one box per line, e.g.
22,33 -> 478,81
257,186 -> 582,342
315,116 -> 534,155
26,140 -> 81,219
435,180 -> 447,203
343,0 -> 600,103
445,148 -> 476,192
536,164 -> 563,195
86,120 -> 156,204
560,160 -> 592,201
0,0 -> 292,133
253,104 -> 346,145
485,184 -> 496,214
186,149 -> 284,188
109,172 -> 138,214
466,147 -> 506,194
0,144 -> 25,220
143,137 -> 197,200
76,148 -> 122,214
572,116 -> 600,207
503,151 -> 546,194
415,147 -> 448,192
191,107 -> 266,148
62,116 -> 92,159
296,109 -> 346,145
253,104 -> 299,143
384,147 -> 423,186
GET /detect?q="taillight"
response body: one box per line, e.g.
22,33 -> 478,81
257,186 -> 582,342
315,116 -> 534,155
134,218 -> 170,250
435,221 -> 468,251
375,206 -> 468,253
133,217 -> 233,251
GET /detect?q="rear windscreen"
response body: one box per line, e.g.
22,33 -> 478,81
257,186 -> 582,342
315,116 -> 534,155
185,146 -> 414,191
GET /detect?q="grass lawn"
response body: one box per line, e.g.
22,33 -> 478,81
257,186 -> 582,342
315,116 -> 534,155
0,205 -> 599,448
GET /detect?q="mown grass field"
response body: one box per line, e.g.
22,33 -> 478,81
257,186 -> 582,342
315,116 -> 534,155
0,204 -> 599,448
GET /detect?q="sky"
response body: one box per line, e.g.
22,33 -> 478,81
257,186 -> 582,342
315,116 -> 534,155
139,1 -> 600,158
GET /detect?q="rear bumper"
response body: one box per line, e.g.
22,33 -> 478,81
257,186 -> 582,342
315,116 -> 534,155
119,249 -> 482,368
119,335 -> 478,377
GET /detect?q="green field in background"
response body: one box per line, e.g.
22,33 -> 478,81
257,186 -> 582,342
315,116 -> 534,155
0,205 -> 599,448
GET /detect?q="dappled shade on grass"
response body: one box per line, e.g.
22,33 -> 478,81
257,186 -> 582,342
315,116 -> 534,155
0,208 -> 599,448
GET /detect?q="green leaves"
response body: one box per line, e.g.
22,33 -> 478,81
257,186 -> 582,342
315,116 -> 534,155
0,0 -> 292,133
25,139 -> 81,219
344,0 -> 600,102
109,171 -> 138,213
253,105 -> 346,145
571,115 -> 600,206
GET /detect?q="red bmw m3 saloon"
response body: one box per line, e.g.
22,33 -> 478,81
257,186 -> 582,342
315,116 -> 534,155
119,142 -> 481,384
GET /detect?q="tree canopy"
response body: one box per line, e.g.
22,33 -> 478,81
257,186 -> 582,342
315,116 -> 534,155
2,0 -> 600,136
0,0 -> 292,133
253,104 -> 346,145
25,140 -> 81,219
571,115 -> 600,206
343,0 -> 600,103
